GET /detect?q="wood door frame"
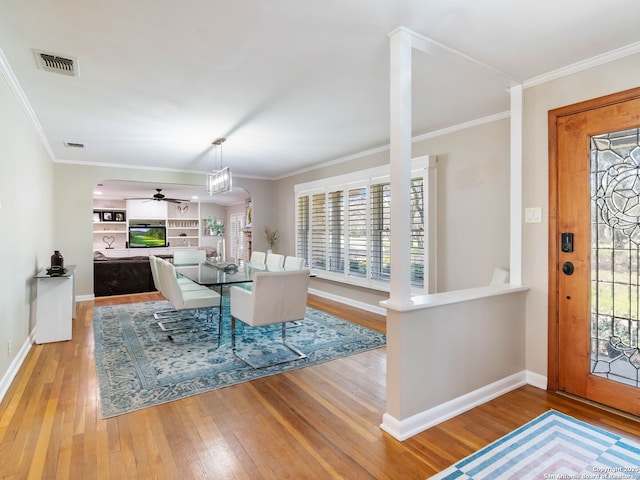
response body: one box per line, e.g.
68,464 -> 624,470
548,86 -> 640,391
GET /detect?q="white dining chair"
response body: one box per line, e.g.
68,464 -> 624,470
250,251 -> 266,266
230,269 -> 310,368
489,267 -> 510,286
156,259 -> 222,342
173,249 -> 206,265
156,256 -> 203,292
283,256 -> 305,270
149,255 -> 180,320
265,253 -> 284,270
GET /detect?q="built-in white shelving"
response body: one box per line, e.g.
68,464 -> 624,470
93,201 -> 127,250
93,199 -> 203,252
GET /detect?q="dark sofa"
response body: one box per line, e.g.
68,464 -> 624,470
93,253 -> 158,297
93,248 -> 216,296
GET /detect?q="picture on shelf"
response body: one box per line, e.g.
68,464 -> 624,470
101,211 -> 113,221
93,211 -> 101,222
114,211 -> 125,222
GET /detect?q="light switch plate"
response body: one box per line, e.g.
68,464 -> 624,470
525,207 -> 542,224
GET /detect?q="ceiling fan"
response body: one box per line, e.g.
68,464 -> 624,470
128,188 -> 188,204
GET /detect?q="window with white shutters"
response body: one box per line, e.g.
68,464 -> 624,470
347,186 -> 367,278
311,193 -> 326,270
410,178 -> 424,287
328,190 -> 344,273
370,182 -> 391,282
296,196 -> 309,264
294,156 -> 434,292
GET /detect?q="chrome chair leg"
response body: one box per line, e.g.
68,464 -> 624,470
157,310 -> 199,331
153,307 -> 179,320
166,307 -> 222,347
231,317 -> 307,369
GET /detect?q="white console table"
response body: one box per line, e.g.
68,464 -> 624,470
34,265 -> 76,344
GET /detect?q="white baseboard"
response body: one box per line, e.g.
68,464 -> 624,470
526,370 -> 547,390
380,371 -> 536,441
308,288 -> 387,316
76,294 -> 94,302
0,332 -> 34,404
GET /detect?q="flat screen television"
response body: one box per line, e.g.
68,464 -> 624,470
128,226 -> 167,248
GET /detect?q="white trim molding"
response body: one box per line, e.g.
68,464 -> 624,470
308,287 -> 387,316
509,84 -> 524,285
523,41 -> 640,89
0,332 -> 34,404
0,47 -> 55,161
526,370 -> 548,390
380,371 -> 532,441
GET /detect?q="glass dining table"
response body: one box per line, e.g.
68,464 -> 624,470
175,261 -> 279,320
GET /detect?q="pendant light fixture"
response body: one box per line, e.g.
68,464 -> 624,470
207,137 -> 232,195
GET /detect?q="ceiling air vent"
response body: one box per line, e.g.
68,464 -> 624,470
64,142 -> 85,149
33,50 -> 78,77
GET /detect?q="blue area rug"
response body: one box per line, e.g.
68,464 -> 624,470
430,410 -> 640,479
93,301 -> 386,418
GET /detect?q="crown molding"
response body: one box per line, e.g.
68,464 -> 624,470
276,144 -> 390,180
412,112 -> 511,143
523,41 -> 640,88
279,112 -> 510,181
0,47 -> 56,161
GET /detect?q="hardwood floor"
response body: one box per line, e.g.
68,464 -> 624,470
2,293 -> 640,479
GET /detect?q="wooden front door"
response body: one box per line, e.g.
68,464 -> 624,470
550,87 -> 640,415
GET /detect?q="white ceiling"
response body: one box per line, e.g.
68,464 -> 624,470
2,0 -> 640,193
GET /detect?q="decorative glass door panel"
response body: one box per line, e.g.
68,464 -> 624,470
554,90 -> 640,416
591,127 -> 640,387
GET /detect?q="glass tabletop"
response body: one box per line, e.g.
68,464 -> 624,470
34,264 -> 76,279
175,262 -> 281,287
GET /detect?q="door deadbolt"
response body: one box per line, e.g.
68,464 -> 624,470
562,261 -> 574,275
561,233 -> 574,253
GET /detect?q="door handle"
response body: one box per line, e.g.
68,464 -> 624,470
562,261 -> 574,275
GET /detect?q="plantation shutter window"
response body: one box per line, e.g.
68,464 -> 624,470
328,190 -> 345,273
296,195 -> 310,266
347,186 -> 368,279
311,193 -> 327,270
294,156 -> 434,292
370,181 -> 391,282
410,178 -> 424,287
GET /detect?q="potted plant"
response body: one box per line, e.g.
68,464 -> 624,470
207,216 -> 225,236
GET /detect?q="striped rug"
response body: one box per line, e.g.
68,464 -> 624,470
430,410 -> 640,479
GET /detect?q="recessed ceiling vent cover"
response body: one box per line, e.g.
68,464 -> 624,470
33,50 -> 78,77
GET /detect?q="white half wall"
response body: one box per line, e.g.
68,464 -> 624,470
381,286 -> 528,440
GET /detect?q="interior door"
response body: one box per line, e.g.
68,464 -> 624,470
551,88 -> 640,415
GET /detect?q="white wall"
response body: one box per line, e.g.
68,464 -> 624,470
0,62 -> 54,395
413,119 -> 511,291
382,287 -> 528,439
522,53 -> 640,378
